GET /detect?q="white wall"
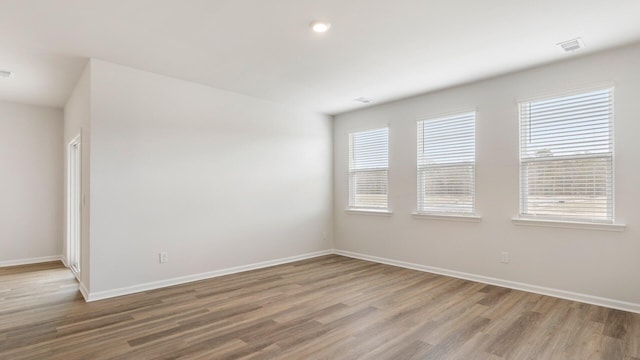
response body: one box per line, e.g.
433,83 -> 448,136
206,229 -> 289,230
334,44 -> 640,307
0,100 -> 63,264
63,62 -> 91,291
88,59 -> 333,293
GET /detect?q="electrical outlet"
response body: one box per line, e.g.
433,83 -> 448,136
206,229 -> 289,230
500,251 -> 509,264
159,252 -> 168,264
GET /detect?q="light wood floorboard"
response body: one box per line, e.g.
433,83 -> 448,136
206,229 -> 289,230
1,255 -> 639,359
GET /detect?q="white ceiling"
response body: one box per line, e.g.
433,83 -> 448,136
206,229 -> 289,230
1,0 -> 639,115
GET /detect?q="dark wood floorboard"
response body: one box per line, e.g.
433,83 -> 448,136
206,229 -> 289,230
1,255 -> 639,359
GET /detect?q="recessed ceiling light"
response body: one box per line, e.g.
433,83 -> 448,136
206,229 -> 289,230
354,97 -> 374,104
310,21 -> 331,33
0,70 -> 12,78
557,38 -> 585,53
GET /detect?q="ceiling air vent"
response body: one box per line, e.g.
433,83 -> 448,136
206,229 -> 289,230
354,97 -> 374,104
558,38 -> 584,53
0,70 -> 12,78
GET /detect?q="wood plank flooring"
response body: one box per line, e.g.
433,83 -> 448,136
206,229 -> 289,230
1,255 -> 639,359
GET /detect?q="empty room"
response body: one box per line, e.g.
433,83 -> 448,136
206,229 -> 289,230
1,0 -> 640,359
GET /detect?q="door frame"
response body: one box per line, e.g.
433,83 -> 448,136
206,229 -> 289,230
67,134 -> 81,278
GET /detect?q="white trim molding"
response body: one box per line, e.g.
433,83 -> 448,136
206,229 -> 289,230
60,255 -> 69,267
78,281 -> 90,301
0,255 -> 62,267
345,208 -> 393,216
515,81 -> 616,104
85,250 -> 333,302
512,217 -> 626,232
412,213 -> 481,222
12,250 -> 638,314
333,249 -> 640,314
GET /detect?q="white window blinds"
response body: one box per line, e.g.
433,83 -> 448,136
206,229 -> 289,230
519,88 -> 613,222
349,127 -> 389,209
417,112 -> 476,214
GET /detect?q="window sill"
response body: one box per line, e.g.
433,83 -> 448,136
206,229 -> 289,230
511,217 -> 626,232
345,208 -> 393,216
412,213 -> 482,222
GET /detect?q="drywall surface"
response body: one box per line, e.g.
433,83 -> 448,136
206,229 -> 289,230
0,100 -> 63,263
334,44 -> 640,305
88,59 -> 333,293
63,62 -> 91,290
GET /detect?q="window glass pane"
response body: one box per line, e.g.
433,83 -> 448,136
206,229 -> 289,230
351,170 -> 388,208
419,164 -> 474,212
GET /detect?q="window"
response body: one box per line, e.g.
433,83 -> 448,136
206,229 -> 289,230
348,127 -> 389,210
519,88 -> 613,222
417,112 -> 476,214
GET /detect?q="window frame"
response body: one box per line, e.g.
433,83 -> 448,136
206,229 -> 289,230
517,87 -> 615,224
347,126 -> 390,212
416,111 -> 477,217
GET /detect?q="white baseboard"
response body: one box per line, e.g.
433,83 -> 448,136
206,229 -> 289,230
6,250 -> 638,314
334,249 -> 640,314
0,255 -> 62,267
86,250 -> 333,302
78,281 -> 90,301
